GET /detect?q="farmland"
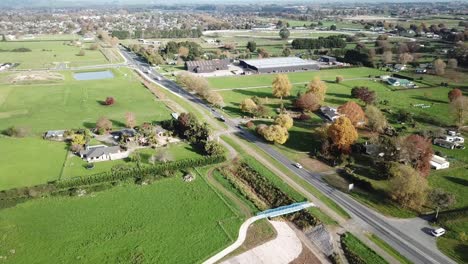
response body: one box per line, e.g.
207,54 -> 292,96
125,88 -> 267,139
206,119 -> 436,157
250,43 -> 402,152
0,41 -> 110,69
0,68 -> 172,134
0,136 -> 68,190
0,175 -> 243,264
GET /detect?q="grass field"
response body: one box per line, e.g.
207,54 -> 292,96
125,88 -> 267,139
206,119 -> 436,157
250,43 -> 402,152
0,41 -> 109,69
0,136 -> 68,190
341,232 -> 388,264
0,176 -> 243,263
0,68 -> 172,134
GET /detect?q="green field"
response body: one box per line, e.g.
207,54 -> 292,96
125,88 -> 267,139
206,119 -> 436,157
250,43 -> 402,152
0,176 -> 243,263
0,68 -> 172,134
0,41 -> 109,69
341,232 -> 388,264
0,136 -> 68,190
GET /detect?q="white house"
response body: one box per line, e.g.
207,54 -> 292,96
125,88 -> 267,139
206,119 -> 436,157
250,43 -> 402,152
79,145 -> 129,163
430,155 -> 450,170
44,130 -> 66,141
320,106 -> 340,121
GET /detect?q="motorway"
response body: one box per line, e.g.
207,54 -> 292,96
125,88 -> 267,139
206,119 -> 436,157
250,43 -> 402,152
119,46 -> 455,264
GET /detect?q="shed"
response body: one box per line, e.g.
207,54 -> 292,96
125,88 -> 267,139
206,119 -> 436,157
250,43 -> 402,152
430,155 -> 450,170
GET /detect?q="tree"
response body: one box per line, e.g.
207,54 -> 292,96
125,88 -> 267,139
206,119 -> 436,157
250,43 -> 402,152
96,116 -> 112,134
206,91 -> 224,108
451,96 -> 468,127
279,27 -> 290,40
240,98 -> 258,114
447,58 -> 458,69
272,74 -> 292,109
398,52 -> 413,64
77,49 -> 86,56
428,188 -> 456,219
89,43 -> 99,50
433,59 -> 446,76
295,92 -> 320,112
125,112 -> 136,128
330,25 -> 337,30
382,50 -> 393,64
178,46 -> 189,59
275,114 -> 293,130
327,116 -> 358,153
338,101 -> 366,127
350,86 -> 376,105
388,163 -> 428,209
1,34 -> 6,42
70,134 -> 86,152
204,140 -> 224,156
257,48 -> 270,58
105,96 -> 115,105
110,36 -> 119,47
307,77 -> 327,102
448,88 -> 463,102
365,105 -> 388,133
399,134 -> 433,177
262,125 -> 289,144
282,47 -> 291,57
246,41 -> 257,52
4,126 -> 30,138
336,76 -> 344,83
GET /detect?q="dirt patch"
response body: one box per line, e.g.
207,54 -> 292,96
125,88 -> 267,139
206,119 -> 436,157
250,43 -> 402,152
8,72 -> 64,84
290,243 -> 322,264
298,157 -> 333,173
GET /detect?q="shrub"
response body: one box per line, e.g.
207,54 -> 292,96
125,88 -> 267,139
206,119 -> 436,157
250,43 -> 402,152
3,126 -> 30,138
104,96 -> 115,105
245,121 -> 255,129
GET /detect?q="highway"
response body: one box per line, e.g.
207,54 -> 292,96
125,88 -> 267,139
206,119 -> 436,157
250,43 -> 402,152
119,46 -> 455,264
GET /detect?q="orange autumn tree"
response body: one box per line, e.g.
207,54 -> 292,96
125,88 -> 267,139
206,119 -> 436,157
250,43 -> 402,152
338,101 -> 366,127
327,116 -> 358,153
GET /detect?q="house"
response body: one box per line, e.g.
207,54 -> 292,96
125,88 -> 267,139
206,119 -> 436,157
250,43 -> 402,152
111,129 -> 136,141
430,155 -> 450,170
442,135 -> 464,145
79,145 -> 129,163
433,138 -> 456,149
387,77 -> 414,88
415,68 -> 427,74
319,55 -> 337,63
320,106 -> 340,121
44,130 -> 66,141
393,64 -> 406,71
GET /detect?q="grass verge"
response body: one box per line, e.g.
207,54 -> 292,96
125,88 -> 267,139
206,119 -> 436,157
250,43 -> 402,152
366,233 -> 413,264
341,232 -> 388,264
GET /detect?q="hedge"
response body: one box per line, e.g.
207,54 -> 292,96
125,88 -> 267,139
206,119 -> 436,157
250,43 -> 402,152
56,155 -> 226,189
339,168 -> 374,192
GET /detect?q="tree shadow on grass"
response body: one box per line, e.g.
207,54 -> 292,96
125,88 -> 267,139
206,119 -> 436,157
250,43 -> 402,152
234,89 -> 272,98
411,95 -> 447,104
327,92 -> 352,99
82,122 -> 95,129
324,98 -> 348,105
110,119 -> 126,128
444,176 -> 468,187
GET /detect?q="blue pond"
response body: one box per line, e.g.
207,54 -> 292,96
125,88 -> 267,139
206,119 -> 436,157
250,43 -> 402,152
73,70 -> 115,81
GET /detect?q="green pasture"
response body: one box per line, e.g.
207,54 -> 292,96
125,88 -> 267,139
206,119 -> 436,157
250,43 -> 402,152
0,176 -> 243,263
0,136 -> 67,190
0,68 -> 172,134
0,41 -> 108,69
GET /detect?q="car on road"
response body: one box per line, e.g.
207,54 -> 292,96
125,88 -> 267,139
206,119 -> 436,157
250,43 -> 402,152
294,163 -> 303,169
431,228 -> 446,237
218,116 -> 226,122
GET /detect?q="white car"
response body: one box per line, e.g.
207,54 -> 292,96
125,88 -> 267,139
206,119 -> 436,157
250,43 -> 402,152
431,228 -> 446,237
294,163 -> 303,169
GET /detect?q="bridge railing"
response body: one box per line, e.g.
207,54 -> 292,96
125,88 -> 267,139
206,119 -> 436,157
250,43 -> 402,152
256,201 -> 313,218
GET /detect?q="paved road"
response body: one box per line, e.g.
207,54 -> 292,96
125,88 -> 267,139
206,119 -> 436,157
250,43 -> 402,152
119,47 -> 455,264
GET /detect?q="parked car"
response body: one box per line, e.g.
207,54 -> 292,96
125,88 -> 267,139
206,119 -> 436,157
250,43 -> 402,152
431,228 -> 446,237
294,163 -> 303,169
218,116 -> 226,122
